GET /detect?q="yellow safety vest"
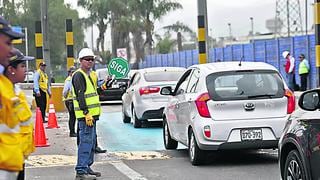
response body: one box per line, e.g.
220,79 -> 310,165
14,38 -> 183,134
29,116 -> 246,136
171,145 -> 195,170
299,60 -> 309,75
72,69 -> 100,119
37,69 -> 48,92
0,75 -> 24,171
63,76 -> 73,101
16,88 -> 35,158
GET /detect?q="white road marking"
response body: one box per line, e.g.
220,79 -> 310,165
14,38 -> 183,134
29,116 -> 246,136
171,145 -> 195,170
109,161 -> 148,180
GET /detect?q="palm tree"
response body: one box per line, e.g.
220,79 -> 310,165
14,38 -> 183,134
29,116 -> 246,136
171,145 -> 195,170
162,21 -> 193,51
138,0 -> 182,55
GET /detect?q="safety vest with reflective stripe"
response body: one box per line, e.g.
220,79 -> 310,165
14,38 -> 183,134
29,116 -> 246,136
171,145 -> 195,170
63,76 -> 73,101
72,69 -> 100,119
16,87 -> 35,158
0,75 -> 24,171
299,60 -> 309,75
37,69 -> 48,92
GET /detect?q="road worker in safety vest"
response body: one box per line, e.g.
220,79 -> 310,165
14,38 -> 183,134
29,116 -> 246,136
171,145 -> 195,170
4,48 -> 35,180
0,16 -> 25,180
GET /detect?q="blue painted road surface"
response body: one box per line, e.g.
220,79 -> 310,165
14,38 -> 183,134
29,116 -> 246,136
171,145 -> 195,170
97,112 -> 184,152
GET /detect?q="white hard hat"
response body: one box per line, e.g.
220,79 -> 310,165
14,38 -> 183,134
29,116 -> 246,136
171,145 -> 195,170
78,48 -> 95,60
282,51 -> 290,58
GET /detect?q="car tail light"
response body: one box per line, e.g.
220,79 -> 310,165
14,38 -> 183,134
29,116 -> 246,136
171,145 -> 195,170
204,125 -> 211,138
195,92 -> 211,118
139,86 -> 160,96
285,89 -> 295,114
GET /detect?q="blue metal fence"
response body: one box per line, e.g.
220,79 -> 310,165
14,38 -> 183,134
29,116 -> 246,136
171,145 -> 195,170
140,35 -> 317,89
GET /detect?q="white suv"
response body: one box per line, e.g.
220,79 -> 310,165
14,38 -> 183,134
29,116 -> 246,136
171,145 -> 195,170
160,62 -> 295,165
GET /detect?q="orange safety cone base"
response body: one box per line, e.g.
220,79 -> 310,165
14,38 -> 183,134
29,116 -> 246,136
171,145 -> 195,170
35,107 -> 50,147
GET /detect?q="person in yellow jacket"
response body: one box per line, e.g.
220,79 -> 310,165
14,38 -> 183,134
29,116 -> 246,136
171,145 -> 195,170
63,66 -> 77,137
72,48 -> 114,179
0,16 -> 25,180
298,54 -> 310,91
4,48 -> 35,180
33,61 -> 51,123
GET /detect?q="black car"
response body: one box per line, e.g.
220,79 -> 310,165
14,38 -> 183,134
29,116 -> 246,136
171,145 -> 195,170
279,89 -> 320,180
96,68 -> 129,101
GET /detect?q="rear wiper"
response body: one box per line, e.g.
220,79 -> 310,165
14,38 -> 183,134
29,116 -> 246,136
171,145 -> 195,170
247,94 -> 276,99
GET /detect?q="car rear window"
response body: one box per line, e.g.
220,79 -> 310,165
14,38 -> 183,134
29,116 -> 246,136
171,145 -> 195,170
206,70 -> 285,101
144,71 -> 184,82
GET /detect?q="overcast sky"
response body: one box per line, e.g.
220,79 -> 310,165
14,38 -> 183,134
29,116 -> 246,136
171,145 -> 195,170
65,0 -> 313,50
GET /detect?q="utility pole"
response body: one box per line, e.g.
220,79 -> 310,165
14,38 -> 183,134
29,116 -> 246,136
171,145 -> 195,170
197,0 -> 208,64
228,23 -> 232,40
40,0 -> 52,81
250,17 -> 254,40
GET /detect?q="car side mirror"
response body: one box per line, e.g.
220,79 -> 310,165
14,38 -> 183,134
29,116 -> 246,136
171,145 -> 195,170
298,89 -> 320,111
160,86 -> 173,96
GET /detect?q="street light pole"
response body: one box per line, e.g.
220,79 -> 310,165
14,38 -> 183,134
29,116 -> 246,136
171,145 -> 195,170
250,17 -> 254,40
228,23 -> 232,41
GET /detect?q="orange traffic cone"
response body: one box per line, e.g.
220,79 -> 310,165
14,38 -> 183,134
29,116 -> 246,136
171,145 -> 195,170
34,107 -> 50,147
46,100 -> 60,129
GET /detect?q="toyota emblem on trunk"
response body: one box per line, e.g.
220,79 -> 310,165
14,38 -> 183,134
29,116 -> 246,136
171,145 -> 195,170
244,102 -> 255,111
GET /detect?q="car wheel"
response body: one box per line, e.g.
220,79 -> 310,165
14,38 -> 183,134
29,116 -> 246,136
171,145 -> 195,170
163,118 -> 178,149
132,108 -> 142,128
189,129 -> 206,165
122,105 -> 131,123
284,150 -> 307,180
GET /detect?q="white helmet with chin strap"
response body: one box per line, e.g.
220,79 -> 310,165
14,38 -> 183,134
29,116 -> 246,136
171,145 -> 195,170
78,48 -> 95,60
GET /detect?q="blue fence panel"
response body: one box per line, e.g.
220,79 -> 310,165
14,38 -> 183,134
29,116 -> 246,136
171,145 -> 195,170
243,44 -> 254,61
173,52 -> 180,67
161,54 -> 168,67
232,44 -> 243,61
192,50 -> 198,65
186,50 -> 193,67
156,55 -> 162,67
265,40 -> 278,69
309,35 -> 316,88
167,53 -> 174,67
208,48 -> 215,63
224,46 -> 232,61
215,48 -> 224,61
146,55 -> 151,68
179,51 -> 187,67
254,41 -> 265,62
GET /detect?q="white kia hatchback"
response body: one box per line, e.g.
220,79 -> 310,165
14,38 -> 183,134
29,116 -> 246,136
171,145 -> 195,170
160,62 -> 295,165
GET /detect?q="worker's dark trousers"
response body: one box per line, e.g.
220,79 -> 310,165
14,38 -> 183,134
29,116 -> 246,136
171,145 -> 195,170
300,73 -> 309,91
65,100 -> 76,134
35,89 -> 47,122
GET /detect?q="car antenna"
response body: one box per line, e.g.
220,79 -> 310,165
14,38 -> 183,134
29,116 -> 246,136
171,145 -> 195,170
239,56 -> 244,66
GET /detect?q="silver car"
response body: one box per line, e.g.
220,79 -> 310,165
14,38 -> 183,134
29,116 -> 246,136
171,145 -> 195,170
122,67 -> 186,128
160,62 -> 295,165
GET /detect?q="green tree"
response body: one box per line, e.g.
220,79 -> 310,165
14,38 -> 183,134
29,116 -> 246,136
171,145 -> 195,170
162,21 -> 193,51
155,32 -> 175,54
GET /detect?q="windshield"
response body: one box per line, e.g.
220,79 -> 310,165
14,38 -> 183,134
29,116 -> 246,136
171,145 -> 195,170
144,71 -> 184,82
206,70 -> 285,101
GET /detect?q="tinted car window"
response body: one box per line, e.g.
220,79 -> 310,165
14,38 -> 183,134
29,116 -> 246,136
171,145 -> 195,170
144,71 -> 184,82
206,70 -> 285,101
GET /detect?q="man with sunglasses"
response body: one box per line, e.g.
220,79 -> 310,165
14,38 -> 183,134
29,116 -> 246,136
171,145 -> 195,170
72,48 -> 114,179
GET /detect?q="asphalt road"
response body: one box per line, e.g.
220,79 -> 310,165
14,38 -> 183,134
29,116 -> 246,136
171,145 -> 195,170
25,102 -> 281,180
98,103 -> 281,180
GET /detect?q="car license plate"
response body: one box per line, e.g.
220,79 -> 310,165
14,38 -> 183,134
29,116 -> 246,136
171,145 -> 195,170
241,129 -> 262,141
112,84 -> 119,88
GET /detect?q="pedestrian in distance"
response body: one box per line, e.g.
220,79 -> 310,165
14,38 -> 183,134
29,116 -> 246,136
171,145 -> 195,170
5,48 -> 36,180
72,48 -> 114,179
0,16 -> 25,180
298,54 -> 310,91
282,51 -> 296,91
33,61 -> 51,123
63,66 -> 77,137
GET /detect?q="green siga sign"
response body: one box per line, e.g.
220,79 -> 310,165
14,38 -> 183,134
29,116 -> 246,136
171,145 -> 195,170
108,57 -> 130,79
